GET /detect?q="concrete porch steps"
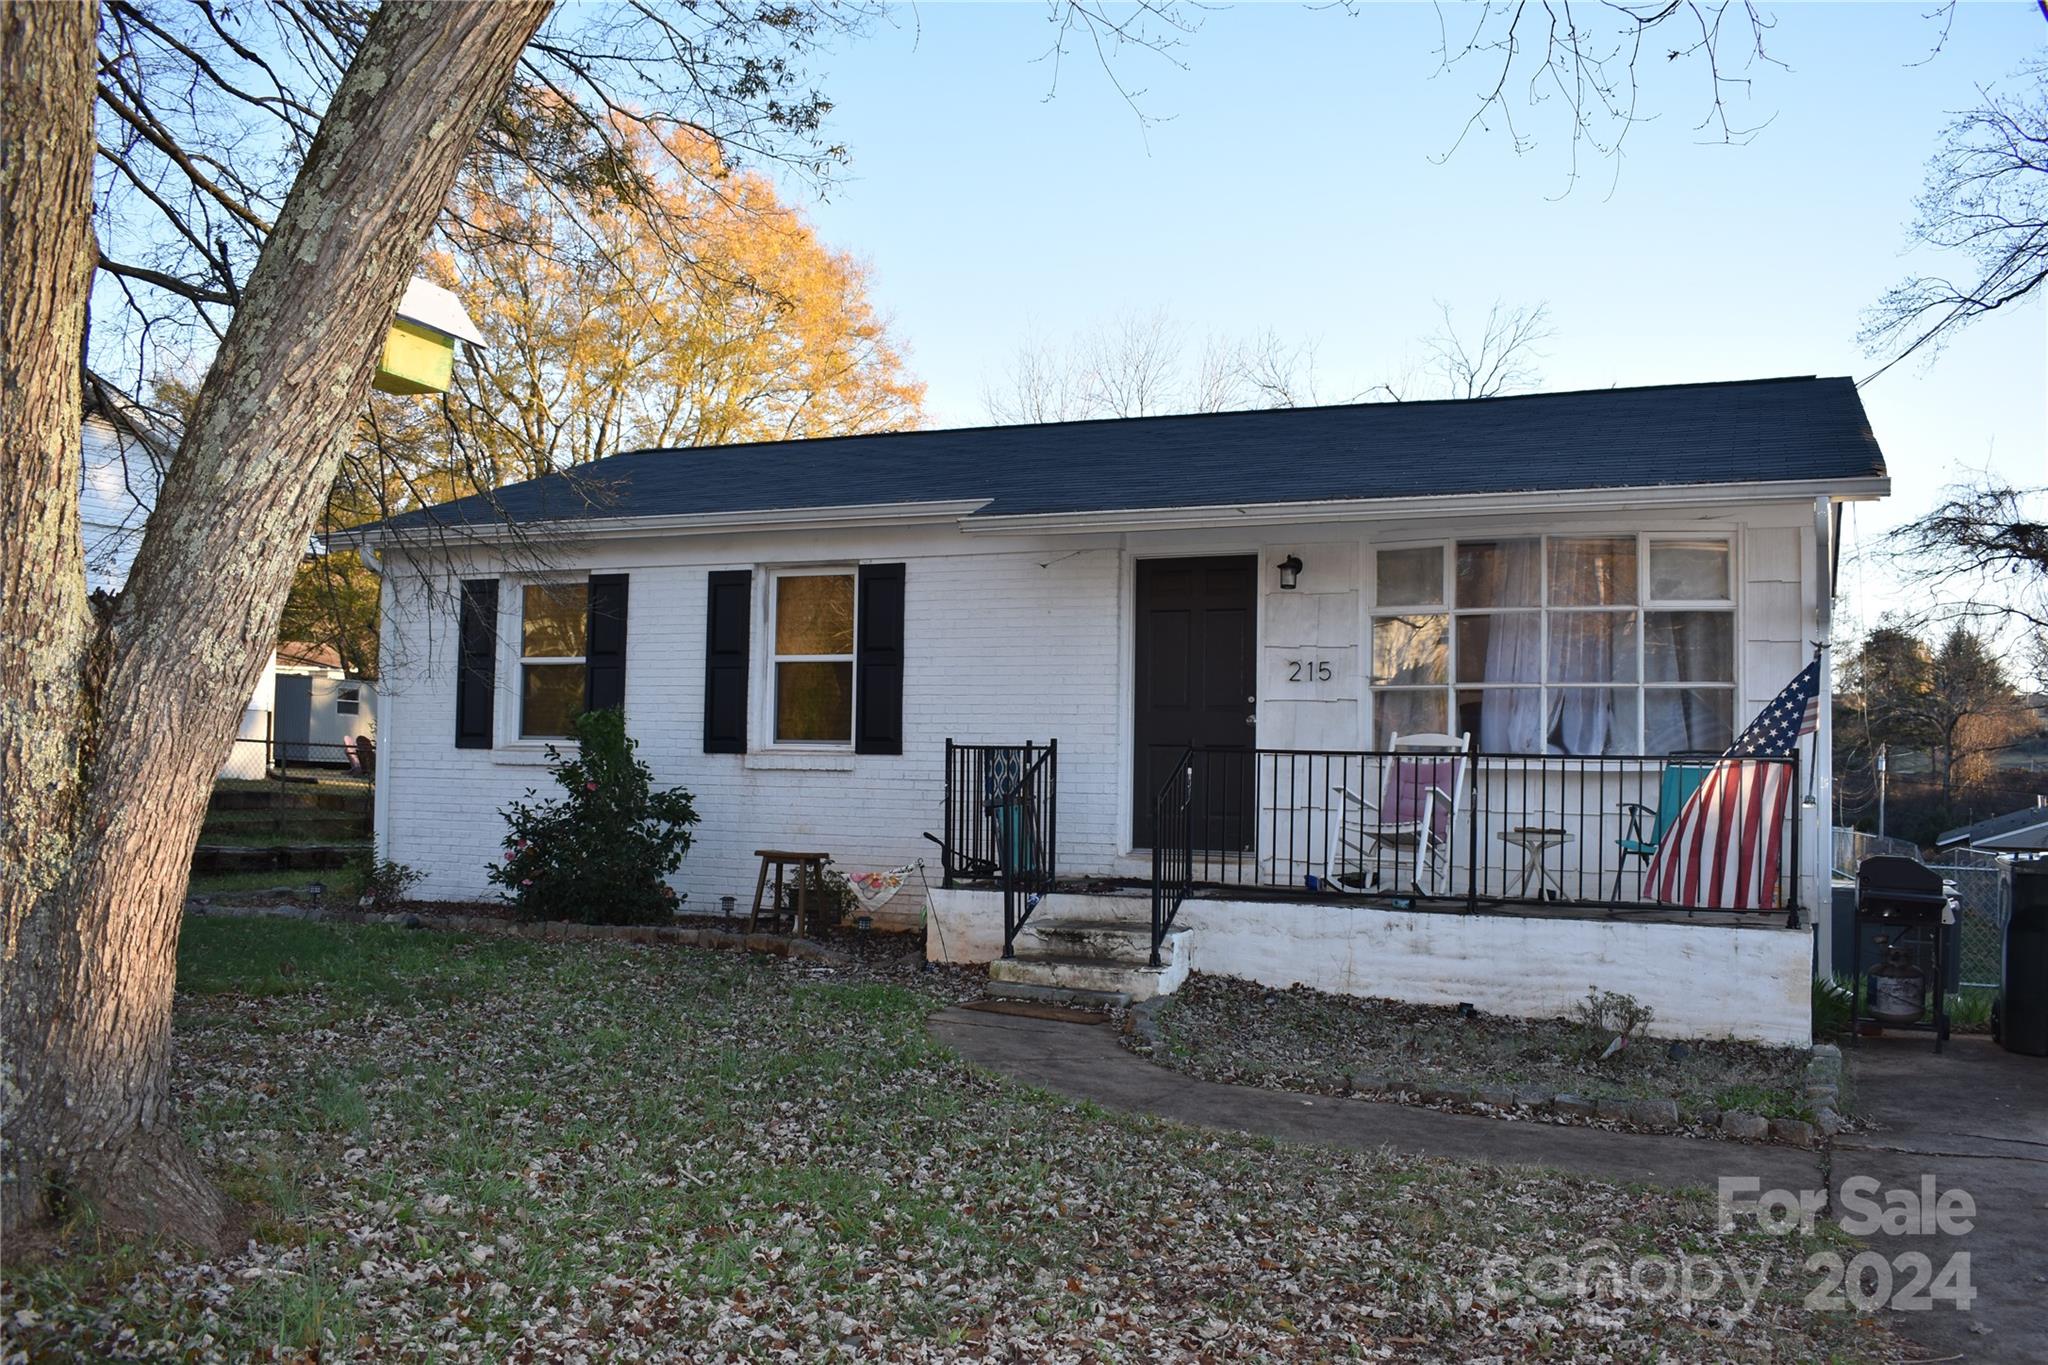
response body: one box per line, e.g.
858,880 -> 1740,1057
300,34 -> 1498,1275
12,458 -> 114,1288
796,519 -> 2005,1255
987,917 -> 1192,1001
983,980 -> 1132,1010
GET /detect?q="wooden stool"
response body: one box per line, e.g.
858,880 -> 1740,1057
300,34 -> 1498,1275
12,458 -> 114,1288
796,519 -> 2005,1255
749,850 -> 829,936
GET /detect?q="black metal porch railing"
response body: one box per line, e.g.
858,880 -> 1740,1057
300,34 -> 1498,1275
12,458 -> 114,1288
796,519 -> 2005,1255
937,740 -> 1058,956
1156,747 -> 1802,919
1150,747 -> 1194,967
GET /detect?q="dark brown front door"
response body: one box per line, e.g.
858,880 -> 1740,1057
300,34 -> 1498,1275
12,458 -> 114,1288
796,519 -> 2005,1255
1134,556 -> 1257,848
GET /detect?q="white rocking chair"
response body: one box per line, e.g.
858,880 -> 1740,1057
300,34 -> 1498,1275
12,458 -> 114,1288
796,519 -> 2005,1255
1323,731 -> 1470,899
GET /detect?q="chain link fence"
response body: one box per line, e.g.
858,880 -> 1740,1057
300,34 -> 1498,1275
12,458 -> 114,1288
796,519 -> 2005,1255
1926,849 -> 2011,989
220,736 -> 374,791
1831,827 -> 1919,876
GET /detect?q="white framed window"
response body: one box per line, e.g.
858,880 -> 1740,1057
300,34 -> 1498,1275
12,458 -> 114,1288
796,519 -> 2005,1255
767,569 -> 856,745
519,581 -> 587,739
335,684 -> 361,716
1369,533 -> 1736,755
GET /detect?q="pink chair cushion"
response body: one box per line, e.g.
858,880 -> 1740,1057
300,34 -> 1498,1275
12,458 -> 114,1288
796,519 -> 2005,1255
1388,756 -> 1458,839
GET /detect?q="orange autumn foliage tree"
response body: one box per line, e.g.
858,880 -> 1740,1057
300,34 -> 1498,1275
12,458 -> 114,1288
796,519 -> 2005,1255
432,128 -> 923,489
284,127 -> 922,669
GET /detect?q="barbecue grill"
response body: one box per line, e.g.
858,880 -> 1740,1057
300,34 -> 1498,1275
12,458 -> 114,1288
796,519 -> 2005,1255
1851,855 -> 1954,1052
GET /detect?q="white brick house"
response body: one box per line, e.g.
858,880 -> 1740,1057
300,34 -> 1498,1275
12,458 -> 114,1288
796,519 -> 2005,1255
349,377 -> 1888,1043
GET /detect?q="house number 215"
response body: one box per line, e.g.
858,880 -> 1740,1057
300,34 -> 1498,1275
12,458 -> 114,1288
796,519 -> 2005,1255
1287,659 -> 1333,683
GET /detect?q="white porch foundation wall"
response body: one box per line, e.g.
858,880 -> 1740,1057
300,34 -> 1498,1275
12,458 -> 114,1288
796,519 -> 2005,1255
927,889 -> 1813,1046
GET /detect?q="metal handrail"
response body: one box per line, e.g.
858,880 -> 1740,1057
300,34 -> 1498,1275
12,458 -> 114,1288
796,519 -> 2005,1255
939,739 -> 1059,957
1150,747 -> 1194,967
995,743 -> 1057,958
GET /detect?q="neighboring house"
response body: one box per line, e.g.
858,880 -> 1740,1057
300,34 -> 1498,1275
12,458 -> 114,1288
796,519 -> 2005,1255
274,642 -> 378,761
79,399 -> 280,780
347,376 -> 1889,1044
1936,800 -> 2048,855
79,405 -> 166,595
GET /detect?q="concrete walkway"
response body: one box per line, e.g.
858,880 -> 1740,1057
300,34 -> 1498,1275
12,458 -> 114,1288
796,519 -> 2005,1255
931,1009 -> 2047,1361
1833,1035 -> 2047,1364
930,1006 -> 1824,1190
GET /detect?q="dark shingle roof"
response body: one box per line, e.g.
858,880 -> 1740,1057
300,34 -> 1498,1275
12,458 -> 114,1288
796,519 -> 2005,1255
360,375 -> 1886,535
1936,803 -> 2048,849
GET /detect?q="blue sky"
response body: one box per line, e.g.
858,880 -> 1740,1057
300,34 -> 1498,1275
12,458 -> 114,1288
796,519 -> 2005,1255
769,1 -> 2044,639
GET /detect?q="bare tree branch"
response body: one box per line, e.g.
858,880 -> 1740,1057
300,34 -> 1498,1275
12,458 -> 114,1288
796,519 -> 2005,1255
1421,299 -> 1554,399
1883,478 -> 2048,641
1431,1 -> 1806,195
1862,60 -> 2048,376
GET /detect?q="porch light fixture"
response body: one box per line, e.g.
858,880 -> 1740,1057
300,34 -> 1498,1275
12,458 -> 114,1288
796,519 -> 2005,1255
1277,555 -> 1304,590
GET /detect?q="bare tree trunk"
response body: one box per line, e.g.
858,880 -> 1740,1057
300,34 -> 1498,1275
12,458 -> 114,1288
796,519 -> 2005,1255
1,0 -> 550,1249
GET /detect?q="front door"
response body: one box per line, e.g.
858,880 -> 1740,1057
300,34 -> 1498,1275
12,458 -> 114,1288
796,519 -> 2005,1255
1133,556 -> 1257,848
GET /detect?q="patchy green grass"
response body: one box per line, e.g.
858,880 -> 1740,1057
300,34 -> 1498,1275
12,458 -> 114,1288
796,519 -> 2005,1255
1815,975 -> 1997,1039
1946,986 -> 1998,1033
1142,975 -> 1819,1122
1,923 -> 1898,1362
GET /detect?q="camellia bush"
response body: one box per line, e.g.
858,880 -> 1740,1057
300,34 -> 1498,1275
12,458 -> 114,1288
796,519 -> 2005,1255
487,708 -> 699,924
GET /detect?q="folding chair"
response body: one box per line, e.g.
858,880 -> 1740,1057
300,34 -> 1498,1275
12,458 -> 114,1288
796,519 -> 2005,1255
1612,754 -> 1719,900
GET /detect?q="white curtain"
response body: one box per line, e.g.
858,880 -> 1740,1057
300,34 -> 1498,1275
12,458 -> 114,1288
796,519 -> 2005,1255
1478,622 -> 1542,751
1548,617 -> 1622,754
1644,612 -> 1735,751
1545,539 -> 1633,755
1467,540 -> 1543,751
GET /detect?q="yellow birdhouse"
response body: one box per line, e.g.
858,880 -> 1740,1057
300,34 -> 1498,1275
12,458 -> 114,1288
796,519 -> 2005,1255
372,278 -> 485,396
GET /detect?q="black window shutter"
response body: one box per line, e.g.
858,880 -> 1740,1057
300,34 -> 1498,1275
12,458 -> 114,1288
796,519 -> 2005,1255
455,578 -> 498,749
854,562 -> 905,755
703,570 -> 751,753
583,574 -> 629,714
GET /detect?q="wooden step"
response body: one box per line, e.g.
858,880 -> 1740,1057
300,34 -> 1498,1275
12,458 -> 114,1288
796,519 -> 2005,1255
209,788 -> 370,814
191,844 -> 364,874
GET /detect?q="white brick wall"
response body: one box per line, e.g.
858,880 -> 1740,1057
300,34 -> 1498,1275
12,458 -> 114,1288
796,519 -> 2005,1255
376,529 -> 1124,913
376,498 -> 1833,918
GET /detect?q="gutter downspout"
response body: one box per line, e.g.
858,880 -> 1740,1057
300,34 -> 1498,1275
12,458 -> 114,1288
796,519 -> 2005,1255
1813,494 -> 1835,968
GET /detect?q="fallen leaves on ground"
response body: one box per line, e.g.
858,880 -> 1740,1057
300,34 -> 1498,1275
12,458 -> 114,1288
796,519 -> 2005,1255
1137,975 -> 1814,1123
1,923 -> 1892,1362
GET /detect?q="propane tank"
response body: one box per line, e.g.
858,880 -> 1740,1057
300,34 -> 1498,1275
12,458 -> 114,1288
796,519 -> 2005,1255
1867,940 -> 1928,1025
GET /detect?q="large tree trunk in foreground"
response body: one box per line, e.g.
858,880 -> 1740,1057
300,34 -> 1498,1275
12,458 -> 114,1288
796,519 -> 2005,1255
1,0 -> 550,1250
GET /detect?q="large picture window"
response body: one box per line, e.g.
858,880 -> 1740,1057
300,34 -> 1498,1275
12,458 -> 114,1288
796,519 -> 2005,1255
520,582 -> 587,738
1370,535 -> 1735,755
771,570 -> 856,744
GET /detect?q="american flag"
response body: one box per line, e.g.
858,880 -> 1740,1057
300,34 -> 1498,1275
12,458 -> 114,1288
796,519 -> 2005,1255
1645,660 -> 1821,910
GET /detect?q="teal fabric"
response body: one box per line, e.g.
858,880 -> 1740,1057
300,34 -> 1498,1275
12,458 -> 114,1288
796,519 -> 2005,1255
1622,760 -> 1717,856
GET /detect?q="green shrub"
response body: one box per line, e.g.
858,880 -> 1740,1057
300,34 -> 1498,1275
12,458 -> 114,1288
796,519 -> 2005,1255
353,850 -> 425,911
1571,988 -> 1656,1059
486,709 -> 698,924
775,859 -> 860,933
1812,976 -> 1856,1041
